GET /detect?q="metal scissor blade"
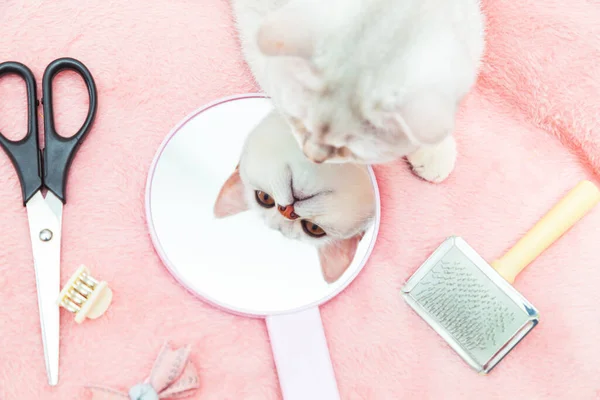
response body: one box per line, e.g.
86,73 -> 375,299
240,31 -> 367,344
26,191 -> 63,386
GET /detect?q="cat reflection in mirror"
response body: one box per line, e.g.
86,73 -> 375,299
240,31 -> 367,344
230,0 -> 485,182
213,111 -> 376,284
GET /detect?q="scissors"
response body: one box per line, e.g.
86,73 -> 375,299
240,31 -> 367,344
0,58 -> 97,385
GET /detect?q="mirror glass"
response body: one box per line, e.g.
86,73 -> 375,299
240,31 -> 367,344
146,95 -> 380,317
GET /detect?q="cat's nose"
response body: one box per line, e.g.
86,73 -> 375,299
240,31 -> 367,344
302,143 -> 331,164
306,155 -> 325,164
278,204 -> 298,220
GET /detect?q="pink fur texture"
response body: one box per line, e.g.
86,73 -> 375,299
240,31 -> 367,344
0,0 -> 599,399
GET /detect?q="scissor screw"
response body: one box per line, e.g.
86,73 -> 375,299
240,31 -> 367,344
39,229 -> 53,242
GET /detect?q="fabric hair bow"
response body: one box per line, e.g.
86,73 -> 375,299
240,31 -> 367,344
87,342 -> 200,400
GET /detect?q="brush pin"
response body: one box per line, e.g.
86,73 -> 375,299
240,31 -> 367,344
57,265 -> 113,324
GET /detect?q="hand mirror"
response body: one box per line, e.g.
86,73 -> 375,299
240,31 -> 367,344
145,94 -> 381,400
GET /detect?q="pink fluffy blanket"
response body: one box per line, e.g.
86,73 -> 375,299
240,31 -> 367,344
0,0 -> 599,399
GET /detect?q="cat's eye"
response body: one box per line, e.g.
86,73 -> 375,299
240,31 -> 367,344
255,190 -> 275,208
301,220 -> 326,238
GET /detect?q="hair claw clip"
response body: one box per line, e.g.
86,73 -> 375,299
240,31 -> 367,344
57,265 -> 113,323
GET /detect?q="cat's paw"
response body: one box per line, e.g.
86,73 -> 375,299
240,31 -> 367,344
407,136 -> 457,183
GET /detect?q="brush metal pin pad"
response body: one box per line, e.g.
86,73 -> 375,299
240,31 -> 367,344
403,236 -> 538,374
57,265 -> 113,323
402,180 -> 600,374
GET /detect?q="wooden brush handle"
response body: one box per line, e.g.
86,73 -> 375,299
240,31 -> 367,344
492,180 -> 600,283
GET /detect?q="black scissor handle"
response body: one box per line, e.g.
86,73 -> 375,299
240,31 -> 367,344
0,62 -> 43,205
42,57 -> 98,203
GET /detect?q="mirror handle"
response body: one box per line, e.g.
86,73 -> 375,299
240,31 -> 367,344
266,307 -> 341,400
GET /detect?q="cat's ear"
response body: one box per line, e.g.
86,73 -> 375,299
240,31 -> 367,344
257,0 -> 316,59
214,166 -> 248,218
386,91 -> 456,146
318,235 -> 362,284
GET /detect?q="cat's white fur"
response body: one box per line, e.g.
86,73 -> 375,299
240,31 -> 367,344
214,110 -> 376,282
230,0 -> 485,181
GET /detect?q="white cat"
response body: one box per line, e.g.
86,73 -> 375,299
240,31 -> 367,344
230,0 -> 485,182
214,110 -> 376,283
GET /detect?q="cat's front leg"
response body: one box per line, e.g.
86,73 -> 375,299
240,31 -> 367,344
406,135 -> 457,183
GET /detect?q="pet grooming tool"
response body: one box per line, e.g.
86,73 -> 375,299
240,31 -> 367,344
402,180 -> 600,374
57,265 -> 113,323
